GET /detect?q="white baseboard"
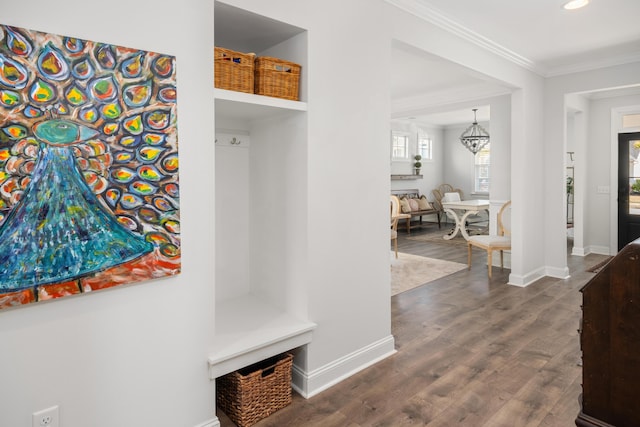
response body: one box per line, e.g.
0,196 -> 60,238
572,246 -> 586,256
587,245 -> 611,256
545,265 -> 570,279
291,335 -> 396,398
573,245 -> 611,257
194,418 -> 219,427
508,266 -> 545,287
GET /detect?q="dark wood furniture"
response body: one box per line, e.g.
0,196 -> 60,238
577,239 -> 640,427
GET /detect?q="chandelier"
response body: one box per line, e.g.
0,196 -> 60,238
459,108 -> 490,154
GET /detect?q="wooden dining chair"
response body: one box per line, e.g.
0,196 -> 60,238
390,195 -> 400,258
467,200 -> 511,278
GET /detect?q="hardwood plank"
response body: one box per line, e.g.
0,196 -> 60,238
217,228 -> 600,426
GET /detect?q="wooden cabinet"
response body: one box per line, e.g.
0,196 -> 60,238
577,239 -> 640,426
210,2 -> 314,380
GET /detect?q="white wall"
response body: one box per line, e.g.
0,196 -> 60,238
545,62 -> 640,273
2,0 -> 398,423
565,94 -> 590,255
387,2 -> 546,285
0,1 -> 216,427
390,121 -> 444,200
489,95 -> 512,202
587,93 -> 640,253
4,1 -> 638,425
443,123 -> 476,196
217,0 -> 395,398
303,0 -> 396,382
215,135 -> 251,300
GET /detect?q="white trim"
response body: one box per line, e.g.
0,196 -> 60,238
611,108 -> 620,255
291,335 -> 396,398
612,105 -> 640,255
508,267 -> 545,287
571,246 -> 586,256
194,418 -> 219,427
385,0 -> 640,78
586,245 -> 612,256
545,51 -> 640,78
571,244 -> 610,257
545,266 -> 571,279
391,84 -> 511,118
384,0 -> 541,75
391,130 -> 412,161
509,264 -> 572,286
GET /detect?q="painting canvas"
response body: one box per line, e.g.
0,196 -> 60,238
0,25 -> 180,310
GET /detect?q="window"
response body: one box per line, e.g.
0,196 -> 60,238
417,134 -> 432,160
474,143 -> 490,193
391,131 -> 410,160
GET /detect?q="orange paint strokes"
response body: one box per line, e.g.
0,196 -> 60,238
0,288 -> 35,309
0,251 -> 180,309
81,250 -> 180,292
0,148 -> 10,162
37,281 -> 81,300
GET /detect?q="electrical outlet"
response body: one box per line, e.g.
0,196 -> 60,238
32,406 -> 59,427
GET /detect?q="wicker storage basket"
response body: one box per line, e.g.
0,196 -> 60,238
254,56 -> 301,101
216,353 -> 293,427
214,47 -> 256,93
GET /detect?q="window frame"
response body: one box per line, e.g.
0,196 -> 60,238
391,130 -> 411,161
474,143 -> 490,194
417,133 -> 433,161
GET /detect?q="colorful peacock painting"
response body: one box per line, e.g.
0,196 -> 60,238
0,25 -> 180,309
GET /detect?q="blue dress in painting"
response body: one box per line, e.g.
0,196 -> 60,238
0,119 -> 153,291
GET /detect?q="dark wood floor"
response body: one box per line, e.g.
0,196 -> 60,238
218,222 -> 609,427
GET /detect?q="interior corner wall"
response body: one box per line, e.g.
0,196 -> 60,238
0,2 -> 216,427
587,93 -> 640,253
565,94 -> 590,256
222,0 -> 396,397
545,62 -> 640,271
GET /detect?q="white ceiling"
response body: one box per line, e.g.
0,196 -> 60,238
391,0 -> 640,126
413,0 -> 640,75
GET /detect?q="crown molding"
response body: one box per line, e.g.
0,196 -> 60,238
545,51 -> 640,77
385,0 -> 545,76
387,0 -> 640,78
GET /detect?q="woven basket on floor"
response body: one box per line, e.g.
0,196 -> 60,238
254,56 -> 301,101
214,47 -> 255,93
216,353 -> 293,427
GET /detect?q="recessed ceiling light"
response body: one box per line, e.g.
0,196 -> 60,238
563,0 -> 589,10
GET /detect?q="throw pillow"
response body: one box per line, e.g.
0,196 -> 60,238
408,198 -> 420,211
399,197 -> 411,213
418,196 -> 431,210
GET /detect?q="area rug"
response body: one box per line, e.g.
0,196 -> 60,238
391,252 -> 467,296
